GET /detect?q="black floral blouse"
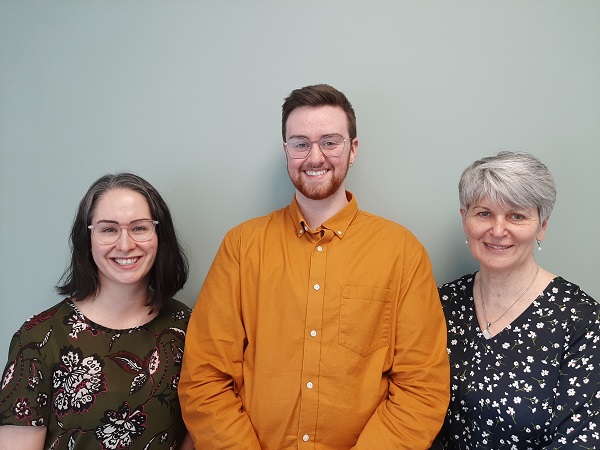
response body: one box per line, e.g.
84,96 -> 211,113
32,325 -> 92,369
0,298 -> 191,449
436,274 -> 599,449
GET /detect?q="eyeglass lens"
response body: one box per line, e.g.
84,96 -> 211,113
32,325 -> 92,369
285,134 -> 347,158
89,219 -> 157,244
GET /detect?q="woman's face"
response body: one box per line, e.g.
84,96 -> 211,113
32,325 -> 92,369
90,188 -> 157,292
461,197 -> 547,273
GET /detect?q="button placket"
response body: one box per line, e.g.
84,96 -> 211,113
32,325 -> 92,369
297,229 -> 335,443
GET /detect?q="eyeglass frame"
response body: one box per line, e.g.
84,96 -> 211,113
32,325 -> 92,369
284,133 -> 353,159
88,219 -> 159,245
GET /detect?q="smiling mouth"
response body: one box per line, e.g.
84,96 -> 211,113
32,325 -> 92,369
305,169 -> 328,176
485,243 -> 512,250
113,257 -> 140,266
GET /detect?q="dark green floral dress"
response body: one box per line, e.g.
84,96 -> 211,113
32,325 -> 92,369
0,298 -> 191,449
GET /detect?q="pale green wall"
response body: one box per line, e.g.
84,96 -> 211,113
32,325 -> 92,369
1,1 -> 599,357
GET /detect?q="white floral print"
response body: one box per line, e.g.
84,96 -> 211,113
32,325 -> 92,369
436,275 -> 599,449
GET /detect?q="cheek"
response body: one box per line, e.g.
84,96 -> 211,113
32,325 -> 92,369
142,238 -> 159,259
90,242 -> 103,265
287,158 -> 302,174
463,220 -> 476,236
463,220 -> 486,239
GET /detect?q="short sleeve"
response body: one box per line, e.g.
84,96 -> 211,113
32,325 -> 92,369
0,326 -> 52,427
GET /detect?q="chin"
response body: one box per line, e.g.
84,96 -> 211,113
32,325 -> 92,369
296,179 -> 344,201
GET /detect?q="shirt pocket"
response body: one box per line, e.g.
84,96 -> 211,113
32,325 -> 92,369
338,285 -> 392,356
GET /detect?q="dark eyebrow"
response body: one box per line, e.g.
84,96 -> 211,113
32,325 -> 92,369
288,133 -> 341,140
93,219 -> 151,225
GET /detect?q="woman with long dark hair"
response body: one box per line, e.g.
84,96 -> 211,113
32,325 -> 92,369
0,173 -> 193,449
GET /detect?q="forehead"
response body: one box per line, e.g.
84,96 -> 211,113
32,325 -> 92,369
92,188 -> 151,219
471,196 -> 535,212
285,105 -> 349,138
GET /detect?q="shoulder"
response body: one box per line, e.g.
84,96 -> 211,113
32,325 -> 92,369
225,207 -> 289,239
544,276 -> 599,323
164,298 -> 192,311
534,277 -> 600,349
160,299 -> 192,321
355,209 -> 410,231
547,276 -> 597,303
5,299 -> 72,360
437,275 -> 476,324
147,300 -> 191,339
19,298 -> 72,333
354,209 -> 423,245
438,274 -> 476,299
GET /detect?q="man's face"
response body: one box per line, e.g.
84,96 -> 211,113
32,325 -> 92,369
284,105 -> 357,201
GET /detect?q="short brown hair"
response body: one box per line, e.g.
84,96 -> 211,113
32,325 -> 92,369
281,84 -> 357,141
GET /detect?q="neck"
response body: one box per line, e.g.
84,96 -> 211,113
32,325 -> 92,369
476,262 -> 541,340
477,262 -> 540,326
295,188 -> 349,230
77,281 -> 155,329
478,260 -> 538,296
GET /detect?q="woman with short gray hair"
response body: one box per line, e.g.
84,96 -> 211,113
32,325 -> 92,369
434,151 -> 599,448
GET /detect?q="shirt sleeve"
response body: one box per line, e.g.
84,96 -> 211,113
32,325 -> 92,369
545,302 -> 600,448
0,326 -> 51,427
353,245 -> 450,450
179,229 -> 261,449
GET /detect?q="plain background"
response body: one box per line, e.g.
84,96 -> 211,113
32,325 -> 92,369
1,1 -> 599,357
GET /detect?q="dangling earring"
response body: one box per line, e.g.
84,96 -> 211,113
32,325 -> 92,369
349,162 -> 354,168
537,240 -> 542,251
465,235 -> 468,244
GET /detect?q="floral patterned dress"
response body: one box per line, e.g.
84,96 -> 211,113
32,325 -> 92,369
0,298 -> 191,449
436,274 -> 599,449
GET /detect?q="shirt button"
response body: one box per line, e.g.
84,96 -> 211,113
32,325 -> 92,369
299,229 -> 304,234
317,245 -> 323,252
310,330 -> 317,337
337,230 -> 342,235
302,434 -> 310,442
304,225 -> 309,231
306,381 -> 313,389
313,284 -> 320,291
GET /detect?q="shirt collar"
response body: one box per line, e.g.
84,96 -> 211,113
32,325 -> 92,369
289,191 -> 358,239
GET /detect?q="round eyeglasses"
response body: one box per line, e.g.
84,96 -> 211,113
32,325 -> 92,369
88,219 -> 159,245
284,134 -> 350,159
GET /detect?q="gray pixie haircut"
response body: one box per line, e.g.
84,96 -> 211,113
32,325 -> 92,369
459,151 -> 557,223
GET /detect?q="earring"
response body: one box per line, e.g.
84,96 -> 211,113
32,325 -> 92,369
349,162 -> 354,168
537,240 -> 542,251
465,236 -> 468,244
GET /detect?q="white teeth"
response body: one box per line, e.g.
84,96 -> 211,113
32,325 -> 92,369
487,244 -> 510,250
305,170 -> 327,176
114,258 -> 139,266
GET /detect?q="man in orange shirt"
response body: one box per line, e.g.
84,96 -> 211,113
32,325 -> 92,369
179,84 -> 449,449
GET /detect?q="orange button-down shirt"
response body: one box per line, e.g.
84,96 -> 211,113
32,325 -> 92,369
180,193 -> 449,449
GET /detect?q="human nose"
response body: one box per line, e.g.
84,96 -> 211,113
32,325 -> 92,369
114,226 -> 136,250
490,217 -> 508,236
306,141 -> 326,163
